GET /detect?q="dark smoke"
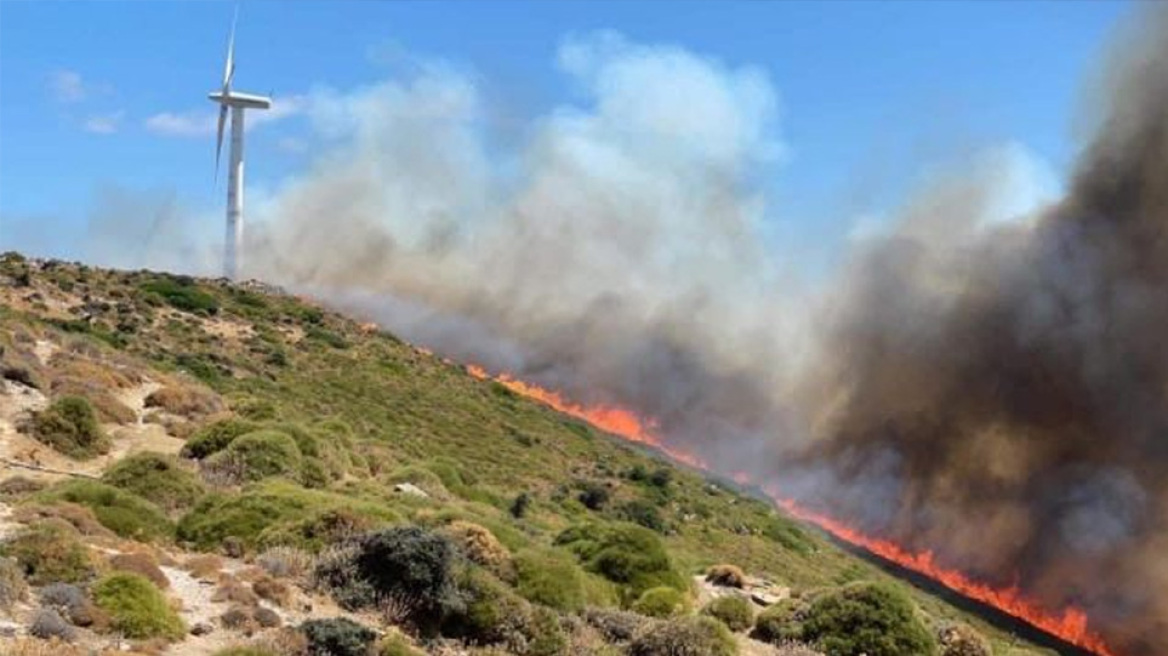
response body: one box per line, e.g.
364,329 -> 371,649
795,10 -> 1168,652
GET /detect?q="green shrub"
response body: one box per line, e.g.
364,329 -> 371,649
443,567 -> 567,654
617,500 -> 666,532
30,396 -> 109,459
702,596 -> 754,632
629,616 -> 737,656
181,418 -> 259,459
177,481 -> 393,550
631,586 -> 690,618
300,618 -> 376,656
577,482 -> 610,510
556,523 -> 685,602
206,429 -> 303,482
377,634 -> 426,656
139,277 -> 219,314
258,506 -> 391,552
313,525 -> 458,631
92,572 -> 186,640
514,549 -> 587,612
752,598 -> 807,645
102,452 -> 205,513
800,583 -> 935,656
3,518 -> 91,578
34,480 -> 173,541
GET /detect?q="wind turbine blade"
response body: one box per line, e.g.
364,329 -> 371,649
222,5 -> 238,90
215,103 -> 228,180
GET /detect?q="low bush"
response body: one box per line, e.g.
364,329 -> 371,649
144,384 -> 223,418
799,583 -> 935,656
510,492 -> 532,519
29,396 -> 109,459
181,417 -> 259,459
582,607 -> 648,642
253,575 -> 292,607
443,521 -> 511,573
938,623 -> 992,656
752,599 -> 808,645
91,572 -> 186,640
299,618 -> 376,656
139,277 -> 219,314
102,452 -> 205,513
0,476 -> 44,497
29,608 -> 75,642
212,648 -> 279,656
177,480 -> 393,551
631,586 -> 690,618
577,482 -> 610,511
617,500 -> 666,532
3,520 -> 93,584
256,545 -> 313,579
629,616 -> 738,656
0,556 -> 28,609
13,501 -> 111,537
705,564 -> 746,589
377,634 -> 426,656
257,507 -> 386,553
555,523 -> 685,602
34,479 -> 172,541
514,549 -> 587,612
444,567 -> 567,655
205,429 -> 303,483
108,552 -> 169,589
702,596 -> 754,632
39,583 -> 104,628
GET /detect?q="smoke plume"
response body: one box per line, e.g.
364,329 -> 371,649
42,13 -> 1168,653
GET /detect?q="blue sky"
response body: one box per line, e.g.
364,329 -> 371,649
0,0 -> 1132,266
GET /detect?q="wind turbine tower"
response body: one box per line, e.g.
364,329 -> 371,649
209,14 -> 270,280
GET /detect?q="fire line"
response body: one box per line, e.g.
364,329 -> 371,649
466,363 -> 1119,656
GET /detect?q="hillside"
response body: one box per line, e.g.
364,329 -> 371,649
0,252 -> 1052,656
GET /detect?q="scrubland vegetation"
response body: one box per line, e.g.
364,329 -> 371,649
0,254 -> 1037,655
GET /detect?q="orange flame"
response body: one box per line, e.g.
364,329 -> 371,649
466,363 -> 1120,656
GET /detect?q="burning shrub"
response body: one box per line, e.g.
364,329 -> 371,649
628,616 -> 738,656
937,623 -> 991,656
799,583 -> 935,656
102,452 -> 205,513
514,549 -> 587,612
631,586 -> 690,618
3,520 -> 93,584
705,564 -> 746,588
91,572 -> 186,640
702,596 -> 754,632
34,479 -> 173,541
299,618 -> 376,656
29,395 -> 109,459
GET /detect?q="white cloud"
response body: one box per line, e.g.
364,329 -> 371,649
49,69 -> 86,103
145,95 -> 306,138
83,111 -> 125,135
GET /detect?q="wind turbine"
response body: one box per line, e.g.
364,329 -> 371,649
209,11 -> 270,280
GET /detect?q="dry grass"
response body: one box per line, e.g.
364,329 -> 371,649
255,545 -> 313,579
0,638 -> 155,656
212,575 -> 259,606
14,502 -> 115,538
183,554 -> 224,581
109,552 -> 169,589
144,384 -> 224,419
706,564 -> 747,589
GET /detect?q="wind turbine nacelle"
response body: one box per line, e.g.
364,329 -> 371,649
208,90 -> 272,110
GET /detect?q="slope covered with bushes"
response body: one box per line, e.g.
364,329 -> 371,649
0,254 -> 1052,655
